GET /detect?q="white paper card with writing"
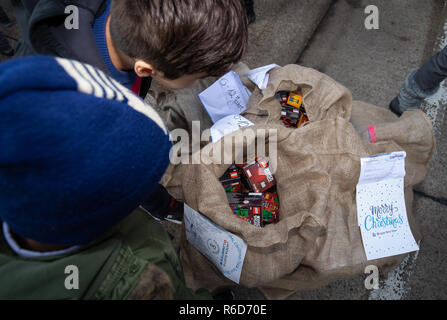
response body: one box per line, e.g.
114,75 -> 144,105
356,151 -> 419,260
184,204 -> 247,284
242,63 -> 280,90
210,114 -> 255,143
198,71 -> 251,123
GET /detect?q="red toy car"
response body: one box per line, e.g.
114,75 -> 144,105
242,158 -> 276,193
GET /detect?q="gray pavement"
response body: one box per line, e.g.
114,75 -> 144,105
244,0 -> 332,68
401,195 -> 447,299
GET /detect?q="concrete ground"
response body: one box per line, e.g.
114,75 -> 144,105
243,0 -> 331,68
1,0 -> 446,300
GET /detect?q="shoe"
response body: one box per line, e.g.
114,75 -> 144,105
0,7 -> 13,27
389,96 -> 403,117
142,197 -> 184,224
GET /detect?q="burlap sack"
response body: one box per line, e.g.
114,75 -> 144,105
179,65 -> 435,299
243,64 -> 352,124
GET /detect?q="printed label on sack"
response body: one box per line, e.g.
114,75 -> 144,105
184,204 -> 247,284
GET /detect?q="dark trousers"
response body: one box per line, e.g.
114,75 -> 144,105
244,0 -> 255,16
414,45 -> 447,92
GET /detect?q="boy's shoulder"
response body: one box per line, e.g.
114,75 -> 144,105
0,208 -> 179,300
16,0 -> 106,26
14,0 -> 108,72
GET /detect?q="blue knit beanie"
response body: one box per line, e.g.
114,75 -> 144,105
0,56 -> 172,246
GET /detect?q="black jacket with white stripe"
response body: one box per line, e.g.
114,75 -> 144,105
11,0 -> 151,98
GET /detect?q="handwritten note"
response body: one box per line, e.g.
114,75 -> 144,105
210,115 -> 255,143
184,204 -> 247,284
198,71 -> 251,123
356,151 -> 419,260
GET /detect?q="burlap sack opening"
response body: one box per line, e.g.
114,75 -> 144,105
243,64 -> 353,125
180,123 -> 332,291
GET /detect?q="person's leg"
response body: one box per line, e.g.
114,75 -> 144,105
390,46 -> 447,116
389,68 -> 440,116
414,45 -> 447,92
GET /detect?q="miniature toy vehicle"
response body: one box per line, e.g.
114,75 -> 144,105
287,90 -> 303,109
242,158 -> 276,193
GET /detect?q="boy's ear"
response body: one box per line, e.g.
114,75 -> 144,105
134,60 -> 157,78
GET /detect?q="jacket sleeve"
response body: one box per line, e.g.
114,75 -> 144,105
121,208 -> 213,300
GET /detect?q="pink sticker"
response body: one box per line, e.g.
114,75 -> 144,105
367,126 -> 377,143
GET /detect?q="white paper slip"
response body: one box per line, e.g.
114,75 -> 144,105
358,151 -> 407,186
356,151 -> 419,261
198,71 -> 251,123
242,64 -> 280,90
210,115 -> 255,143
184,204 -> 247,284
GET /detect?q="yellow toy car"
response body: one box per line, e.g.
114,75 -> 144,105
287,90 -> 303,108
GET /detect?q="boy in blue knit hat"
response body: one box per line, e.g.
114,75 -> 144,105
11,0 -> 249,224
0,56 -> 211,300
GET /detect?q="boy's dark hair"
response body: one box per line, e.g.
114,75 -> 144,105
110,0 -> 248,80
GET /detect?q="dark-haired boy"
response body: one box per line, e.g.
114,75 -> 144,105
12,0 -> 249,223
12,0 -> 248,95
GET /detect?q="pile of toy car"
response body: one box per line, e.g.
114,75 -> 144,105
276,89 -> 309,128
219,158 -> 279,227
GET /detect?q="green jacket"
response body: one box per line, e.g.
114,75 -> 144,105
0,208 -> 211,300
